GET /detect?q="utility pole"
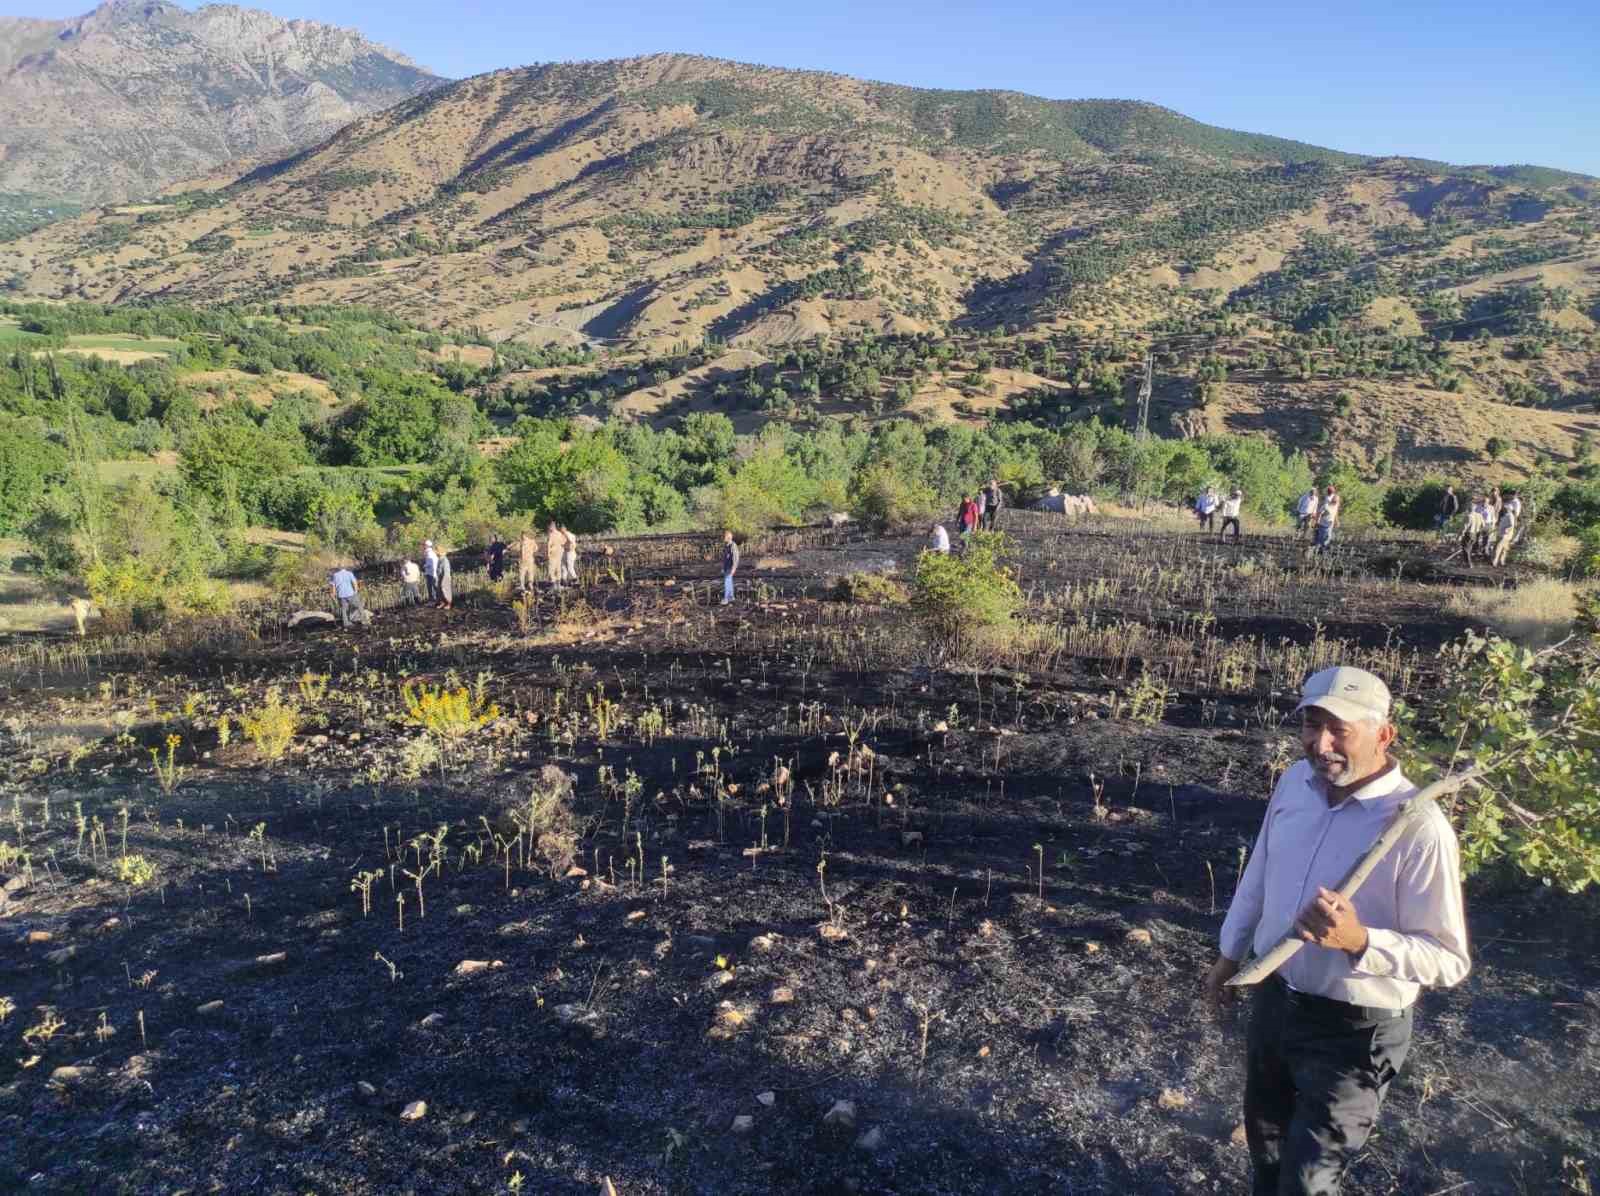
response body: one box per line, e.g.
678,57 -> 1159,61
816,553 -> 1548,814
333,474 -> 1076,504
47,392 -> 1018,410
1135,349 -> 1153,440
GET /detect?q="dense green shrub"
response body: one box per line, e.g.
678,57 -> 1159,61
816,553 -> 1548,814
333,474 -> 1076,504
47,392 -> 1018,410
912,531 -> 1021,649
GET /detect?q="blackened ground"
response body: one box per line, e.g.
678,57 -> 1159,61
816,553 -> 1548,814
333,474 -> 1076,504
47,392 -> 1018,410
0,523 -> 1591,1195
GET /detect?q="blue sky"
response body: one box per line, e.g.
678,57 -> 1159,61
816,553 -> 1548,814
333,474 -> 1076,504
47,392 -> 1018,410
13,0 -> 1599,174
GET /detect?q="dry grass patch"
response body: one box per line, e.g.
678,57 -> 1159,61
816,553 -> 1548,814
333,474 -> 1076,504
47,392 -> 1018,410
1447,579 -> 1580,646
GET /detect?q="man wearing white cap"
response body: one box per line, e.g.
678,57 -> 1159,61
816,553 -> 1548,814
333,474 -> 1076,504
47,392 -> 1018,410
1203,666 -> 1470,1196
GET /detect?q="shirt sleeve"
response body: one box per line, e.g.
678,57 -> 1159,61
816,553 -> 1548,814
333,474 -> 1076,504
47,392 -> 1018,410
1351,813 -> 1471,988
1219,781 -> 1279,962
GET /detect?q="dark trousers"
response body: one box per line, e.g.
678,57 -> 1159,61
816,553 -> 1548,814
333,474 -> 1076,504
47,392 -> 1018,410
1198,511 -> 1215,532
1245,977 -> 1412,1196
1221,515 -> 1242,539
425,574 -> 439,603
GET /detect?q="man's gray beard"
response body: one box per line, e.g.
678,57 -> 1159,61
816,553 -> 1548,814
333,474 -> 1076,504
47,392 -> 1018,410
1309,755 -> 1349,780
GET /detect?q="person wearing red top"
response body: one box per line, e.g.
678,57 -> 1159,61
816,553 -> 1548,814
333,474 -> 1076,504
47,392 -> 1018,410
957,495 -> 978,546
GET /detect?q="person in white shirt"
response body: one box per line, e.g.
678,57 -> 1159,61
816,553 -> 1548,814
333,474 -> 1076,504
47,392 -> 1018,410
928,523 -> 950,554
399,558 -> 422,607
1295,489 -> 1319,539
1204,666 -> 1469,1196
1490,507 -> 1517,567
1219,488 -> 1244,540
1195,487 -> 1219,533
422,540 -> 440,604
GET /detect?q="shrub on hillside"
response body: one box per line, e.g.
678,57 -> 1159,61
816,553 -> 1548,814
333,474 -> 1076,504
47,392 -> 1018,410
1570,524 -> 1600,578
851,466 -> 935,532
1381,479 -> 1451,530
912,532 -> 1020,651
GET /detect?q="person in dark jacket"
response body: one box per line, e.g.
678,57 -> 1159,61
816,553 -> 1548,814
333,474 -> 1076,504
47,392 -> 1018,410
720,530 -> 740,606
484,538 -> 508,582
984,479 -> 1005,530
1435,486 -> 1459,534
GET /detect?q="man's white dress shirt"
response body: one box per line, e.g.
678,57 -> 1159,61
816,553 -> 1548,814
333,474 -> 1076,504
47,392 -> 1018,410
1220,759 -> 1470,1009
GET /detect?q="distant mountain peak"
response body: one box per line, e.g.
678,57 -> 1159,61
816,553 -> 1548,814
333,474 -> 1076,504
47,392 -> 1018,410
0,1 -> 447,206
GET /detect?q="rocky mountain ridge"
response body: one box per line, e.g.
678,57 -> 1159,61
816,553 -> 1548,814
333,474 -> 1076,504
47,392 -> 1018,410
0,0 -> 444,205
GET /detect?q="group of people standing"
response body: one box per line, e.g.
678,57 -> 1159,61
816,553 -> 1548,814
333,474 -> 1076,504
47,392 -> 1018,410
1193,484 -> 1344,554
396,540 -> 455,609
1294,486 -> 1343,554
1195,486 -> 1247,540
929,478 -> 1007,554
1442,484 -> 1521,567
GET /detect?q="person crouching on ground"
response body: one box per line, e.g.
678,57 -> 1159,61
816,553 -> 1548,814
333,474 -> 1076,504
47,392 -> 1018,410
1203,665 -> 1469,1196
434,545 -> 453,610
929,523 -> 950,554
400,556 -> 422,606
330,564 -> 364,628
720,529 -> 740,606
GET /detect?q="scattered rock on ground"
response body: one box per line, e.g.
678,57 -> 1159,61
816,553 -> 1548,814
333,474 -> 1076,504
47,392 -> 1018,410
823,1099 -> 857,1128
731,1114 -> 754,1134
400,1100 -> 427,1121
856,1127 -> 884,1152
1125,928 -> 1154,946
756,1091 -> 776,1107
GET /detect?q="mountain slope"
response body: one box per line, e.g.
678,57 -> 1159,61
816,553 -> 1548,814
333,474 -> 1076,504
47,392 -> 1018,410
0,0 -> 445,207
1,52 -> 1595,484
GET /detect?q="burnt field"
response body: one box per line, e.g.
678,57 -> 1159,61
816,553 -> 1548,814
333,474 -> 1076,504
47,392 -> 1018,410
0,513 -> 1595,1195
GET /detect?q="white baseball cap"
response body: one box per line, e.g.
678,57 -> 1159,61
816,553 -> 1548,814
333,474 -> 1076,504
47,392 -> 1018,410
1295,666 -> 1391,723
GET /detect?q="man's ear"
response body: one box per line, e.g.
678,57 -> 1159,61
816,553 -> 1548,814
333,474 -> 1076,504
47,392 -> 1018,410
1377,721 -> 1397,752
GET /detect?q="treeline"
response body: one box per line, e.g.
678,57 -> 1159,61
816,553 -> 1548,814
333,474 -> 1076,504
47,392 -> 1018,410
6,303 -> 1600,628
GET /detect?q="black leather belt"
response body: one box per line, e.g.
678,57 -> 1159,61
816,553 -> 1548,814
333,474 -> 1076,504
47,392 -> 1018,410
1268,973 -> 1407,1022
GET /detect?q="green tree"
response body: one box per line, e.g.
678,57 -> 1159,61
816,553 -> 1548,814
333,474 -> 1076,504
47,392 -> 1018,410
0,420 -> 65,534
179,419 -> 300,515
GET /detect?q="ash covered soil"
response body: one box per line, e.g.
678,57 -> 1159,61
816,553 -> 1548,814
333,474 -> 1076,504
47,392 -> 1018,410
0,518 -> 1595,1195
